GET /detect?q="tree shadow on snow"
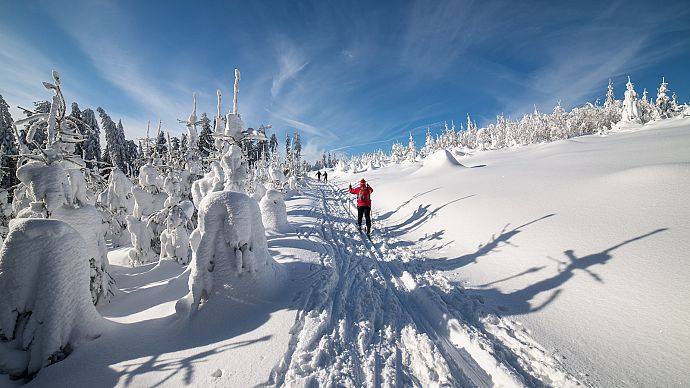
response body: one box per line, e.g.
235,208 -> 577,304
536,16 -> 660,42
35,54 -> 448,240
29,258 -> 326,388
417,214 -> 556,273
468,228 -> 668,315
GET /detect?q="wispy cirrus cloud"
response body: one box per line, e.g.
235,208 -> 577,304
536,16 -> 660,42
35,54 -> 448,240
271,41 -> 309,99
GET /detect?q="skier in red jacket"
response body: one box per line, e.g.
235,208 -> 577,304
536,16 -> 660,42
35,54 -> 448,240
349,178 -> 374,236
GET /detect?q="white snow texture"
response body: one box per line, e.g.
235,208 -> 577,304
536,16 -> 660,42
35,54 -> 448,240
0,219 -> 102,376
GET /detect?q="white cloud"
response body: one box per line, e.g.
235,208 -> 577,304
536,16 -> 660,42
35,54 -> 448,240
271,47 -> 309,98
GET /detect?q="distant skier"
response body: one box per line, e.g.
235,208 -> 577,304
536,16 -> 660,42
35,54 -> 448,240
316,171 -> 322,181
349,178 -> 373,236
323,171 -> 328,182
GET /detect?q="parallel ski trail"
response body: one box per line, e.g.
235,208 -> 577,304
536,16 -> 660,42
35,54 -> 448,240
269,180 -> 580,388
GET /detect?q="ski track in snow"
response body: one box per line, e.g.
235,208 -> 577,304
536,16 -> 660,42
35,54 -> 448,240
269,180 -> 580,388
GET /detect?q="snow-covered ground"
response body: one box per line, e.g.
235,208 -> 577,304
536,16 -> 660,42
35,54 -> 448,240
3,118 -> 688,387
333,117 -> 690,387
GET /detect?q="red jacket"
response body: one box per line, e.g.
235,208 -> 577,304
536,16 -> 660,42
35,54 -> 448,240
349,184 -> 373,207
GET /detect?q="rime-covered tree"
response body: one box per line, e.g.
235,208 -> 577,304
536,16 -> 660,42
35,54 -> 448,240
0,94 -> 18,188
269,133 -> 278,155
81,108 -> 102,167
604,79 -> 615,108
97,107 -> 126,171
293,131 -> 302,178
124,139 -> 139,176
285,133 -> 292,175
155,130 -> 167,157
19,101 -> 50,151
655,77 -> 672,119
620,76 -> 641,124
406,132 -> 417,161
198,112 -> 213,158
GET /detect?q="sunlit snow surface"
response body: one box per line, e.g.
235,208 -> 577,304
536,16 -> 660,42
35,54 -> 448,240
9,118 -> 689,387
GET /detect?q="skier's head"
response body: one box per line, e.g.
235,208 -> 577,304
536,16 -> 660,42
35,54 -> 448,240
360,178 -> 366,186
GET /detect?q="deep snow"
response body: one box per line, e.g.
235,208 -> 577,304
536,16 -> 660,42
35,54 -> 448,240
1,118 -> 688,387
334,117 -> 690,387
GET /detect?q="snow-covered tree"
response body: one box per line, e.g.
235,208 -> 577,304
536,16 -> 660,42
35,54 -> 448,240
0,72 -> 113,371
80,108 -> 102,168
293,131 -> 302,179
198,112 -> 213,158
0,218 -> 104,377
655,77 -> 672,119
604,79 -> 615,108
406,132 -> 417,161
97,107 -> 126,171
620,76 -> 641,124
0,94 -> 18,189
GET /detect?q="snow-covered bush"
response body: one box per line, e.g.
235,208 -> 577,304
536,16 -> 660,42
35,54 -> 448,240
0,218 -> 103,377
260,189 -> 289,232
176,190 -> 274,314
52,206 -> 112,305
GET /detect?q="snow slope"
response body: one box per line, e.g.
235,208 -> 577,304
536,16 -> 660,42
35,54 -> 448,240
2,118 -> 687,387
334,117 -> 690,387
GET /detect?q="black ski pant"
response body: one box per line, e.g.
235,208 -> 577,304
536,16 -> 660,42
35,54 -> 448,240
357,206 -> 371,233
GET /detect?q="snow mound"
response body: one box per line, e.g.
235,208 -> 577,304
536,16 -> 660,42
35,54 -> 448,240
0,219 -> 103,377
177,190 -> 277,315
260,189 -> 289,232
415,149 -> 465,175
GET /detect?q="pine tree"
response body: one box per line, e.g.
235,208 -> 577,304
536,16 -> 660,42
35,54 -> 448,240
655,77 -> 672,119
198,112 -> 213,157
0,94 -> 18,188
293,131 -> 302,178
156,130 -> 167,157
269,133 -> 278,155
97,107 -> 126,171
604,79 -> 615,108
81,108 -> 102,167
68,102 -> 86,157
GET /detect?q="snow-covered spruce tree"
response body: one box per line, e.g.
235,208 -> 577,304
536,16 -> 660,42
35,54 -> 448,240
97,107 -> 126,171
80,108 -> 101,168
99,168 -> 134,247
619,76 -> 641,125
284,133 -> 292,176
639,89 -> 654,123
127,157 -> 168,266
0,71 -> 107,377
655,77 -> 672,119
198,112 -> 214,159
0,219 -> 104,377
178,68 -> 277,315
293,130 -> 301,179
158,173 -> 194,265
0,95 -> 19,189
406,132 -> 417,161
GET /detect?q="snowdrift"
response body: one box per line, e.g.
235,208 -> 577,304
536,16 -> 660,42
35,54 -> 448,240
413,149 -> 466,176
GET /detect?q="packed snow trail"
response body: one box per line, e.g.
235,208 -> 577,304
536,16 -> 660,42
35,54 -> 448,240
269,180 -> 579,387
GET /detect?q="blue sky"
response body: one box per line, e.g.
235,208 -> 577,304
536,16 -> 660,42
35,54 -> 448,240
1,0 -> 689,160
